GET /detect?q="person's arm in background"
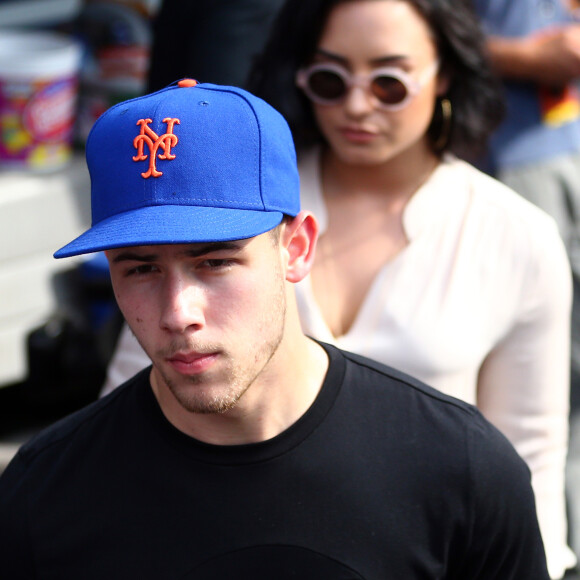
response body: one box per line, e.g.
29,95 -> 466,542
485,24 -> 580,86
476,218 -> 574,580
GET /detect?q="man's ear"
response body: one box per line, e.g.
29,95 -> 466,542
280,211 -> 319,283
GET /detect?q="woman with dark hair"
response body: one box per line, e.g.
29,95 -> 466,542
248,0 -> 572,576
249,0 -> 503,157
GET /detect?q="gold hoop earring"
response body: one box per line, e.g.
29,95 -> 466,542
433,98 -> 452,151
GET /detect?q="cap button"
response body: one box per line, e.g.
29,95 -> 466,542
178,79 -> 198,88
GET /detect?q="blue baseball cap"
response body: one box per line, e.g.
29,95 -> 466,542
54,79 -> 300,259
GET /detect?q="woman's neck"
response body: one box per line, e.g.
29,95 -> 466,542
320,142 -> 441,206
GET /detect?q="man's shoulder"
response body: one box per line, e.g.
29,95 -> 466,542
16,369 -> 148,467
338,346 -> 479,415
332,345 -> 518,453
332,344 -> 531,481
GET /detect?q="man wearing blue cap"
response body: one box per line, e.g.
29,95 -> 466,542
0,79 -> 550,578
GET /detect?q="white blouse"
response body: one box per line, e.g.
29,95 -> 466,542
296,149 -> 575,577
102,149 -> 575,577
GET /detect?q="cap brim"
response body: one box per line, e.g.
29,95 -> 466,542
54,205 -> 284,258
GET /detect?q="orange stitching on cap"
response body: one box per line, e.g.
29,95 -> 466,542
132,117 -> 180,178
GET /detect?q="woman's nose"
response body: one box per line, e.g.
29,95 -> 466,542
343,84 -> 376,117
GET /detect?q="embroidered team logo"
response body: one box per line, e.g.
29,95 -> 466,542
132,117 -> 180,178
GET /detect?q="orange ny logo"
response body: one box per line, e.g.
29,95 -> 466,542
132,117 -> 180,178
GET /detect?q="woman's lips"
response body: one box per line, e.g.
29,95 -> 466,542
339,127 -> 378,143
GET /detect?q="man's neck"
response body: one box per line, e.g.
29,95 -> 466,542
151,335 -> 329,446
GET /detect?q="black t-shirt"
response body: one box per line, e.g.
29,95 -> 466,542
0,343 -> 549,579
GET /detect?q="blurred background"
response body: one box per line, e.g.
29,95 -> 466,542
0,0 -> 159,467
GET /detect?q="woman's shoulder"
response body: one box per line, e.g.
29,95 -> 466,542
441,157 -> 570,289
439,155 -> 559,233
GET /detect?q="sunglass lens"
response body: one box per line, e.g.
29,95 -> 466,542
307,70 -> 347,102
372,76 -> 408,105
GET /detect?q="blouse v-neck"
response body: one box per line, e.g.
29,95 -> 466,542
296,146 -> 464,348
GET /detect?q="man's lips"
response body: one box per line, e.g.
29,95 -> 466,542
166,351 -> 219,374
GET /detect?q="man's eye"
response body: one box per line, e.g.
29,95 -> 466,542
202,259 -> 233,270
127,264 -> 157,276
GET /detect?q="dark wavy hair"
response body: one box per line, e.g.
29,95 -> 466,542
247,0 -> 504,158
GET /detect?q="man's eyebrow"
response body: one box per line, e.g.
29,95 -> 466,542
182,241 -> 244,258
314,48 -> 407,67
110,242 -> 244,263
111,251 -> 158,264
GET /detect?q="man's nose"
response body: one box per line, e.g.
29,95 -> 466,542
159,275 -> 206,334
